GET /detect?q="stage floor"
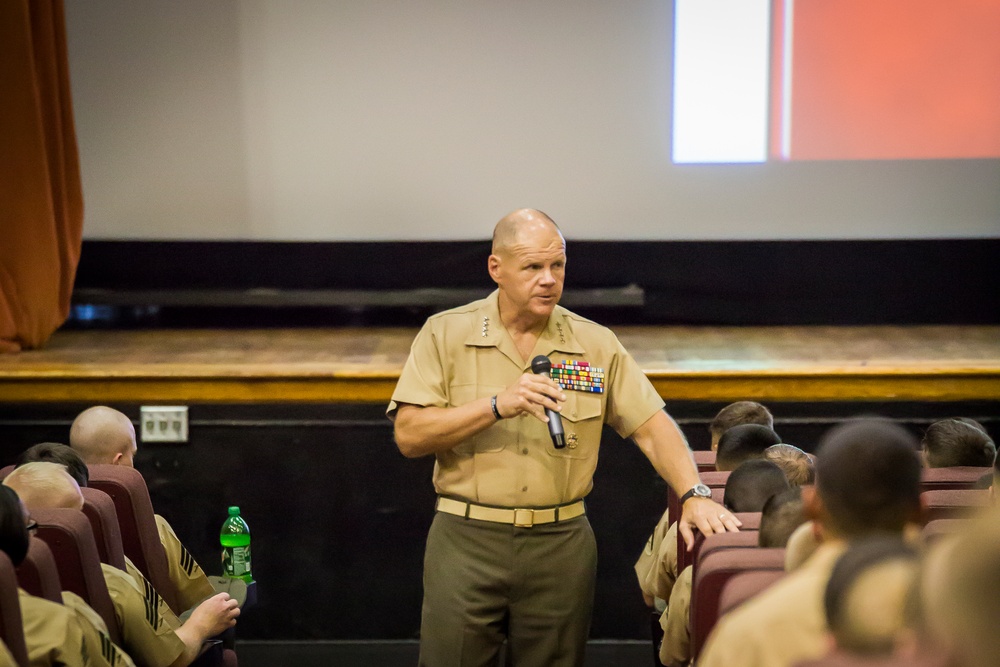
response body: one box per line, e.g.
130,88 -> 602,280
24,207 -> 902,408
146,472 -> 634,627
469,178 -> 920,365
0,326 -> 998,403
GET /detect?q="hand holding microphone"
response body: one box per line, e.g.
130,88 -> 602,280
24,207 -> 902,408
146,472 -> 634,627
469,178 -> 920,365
531,355 -> 566,449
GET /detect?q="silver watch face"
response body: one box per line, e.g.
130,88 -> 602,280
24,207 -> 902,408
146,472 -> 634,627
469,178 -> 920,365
693,484 -> 712,498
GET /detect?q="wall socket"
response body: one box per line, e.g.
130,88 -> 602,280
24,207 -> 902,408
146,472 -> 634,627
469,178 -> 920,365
139,406 -> 189,443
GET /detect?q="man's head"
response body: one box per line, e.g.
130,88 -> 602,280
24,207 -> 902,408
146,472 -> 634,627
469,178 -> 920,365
3,461 -> 84,512
758,487 -> 806,548
19,442 -> 89,487
0,485 -> 30,566
808,420 -> 922,540
763,443 -> 815,486
824,537 -> 919,657
919,509 -> 1000,667
488,209 -> 566,325
921,418 -> 996,468
715,424 -> 781,471
722,459 -> 790,513
709,401 -> 774,451
69,405 -> 137,466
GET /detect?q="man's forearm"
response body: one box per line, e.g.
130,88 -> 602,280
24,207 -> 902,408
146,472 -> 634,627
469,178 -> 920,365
394,400 -> 497,458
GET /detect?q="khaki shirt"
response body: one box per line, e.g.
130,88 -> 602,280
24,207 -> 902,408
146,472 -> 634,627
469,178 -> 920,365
103,562 -> 186,667
659,564 -> 692,666
20,587 -> 121,667
0,639 -> 13,667
697,541 -> 848,667
61,592 -> 136,667
389,291 -> 665,507
636,513 -> 679,604
154,514 -> 216,611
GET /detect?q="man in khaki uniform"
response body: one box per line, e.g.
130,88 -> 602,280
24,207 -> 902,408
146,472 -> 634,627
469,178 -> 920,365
389,210 -> 738,666
69,407 -> 217,610
698,420 -> 924,667
5,463 -> 239,667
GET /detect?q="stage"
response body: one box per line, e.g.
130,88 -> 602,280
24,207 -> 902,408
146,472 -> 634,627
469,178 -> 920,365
1,325 -> 998,404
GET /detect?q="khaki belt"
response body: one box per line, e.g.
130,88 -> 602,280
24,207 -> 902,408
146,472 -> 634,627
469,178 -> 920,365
436,496 -> 586,528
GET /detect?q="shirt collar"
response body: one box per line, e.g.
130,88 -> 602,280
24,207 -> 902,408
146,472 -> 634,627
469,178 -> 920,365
466,290 -> 585,366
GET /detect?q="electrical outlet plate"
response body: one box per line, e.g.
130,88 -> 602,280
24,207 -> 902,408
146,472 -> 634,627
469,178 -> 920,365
139,406 -> 189,443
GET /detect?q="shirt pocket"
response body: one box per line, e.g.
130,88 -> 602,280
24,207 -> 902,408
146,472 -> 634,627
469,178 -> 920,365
450,383 -> 510,455
546,391 -> 604,460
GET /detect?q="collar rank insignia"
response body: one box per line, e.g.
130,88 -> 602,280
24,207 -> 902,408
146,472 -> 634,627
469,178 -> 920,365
550,360 -> 604,393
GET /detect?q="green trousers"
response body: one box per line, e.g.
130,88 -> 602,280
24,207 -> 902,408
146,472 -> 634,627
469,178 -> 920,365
418,510 -> 597,667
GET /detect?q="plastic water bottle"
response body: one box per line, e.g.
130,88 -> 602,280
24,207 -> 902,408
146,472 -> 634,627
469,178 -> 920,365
220,506 -> 252,582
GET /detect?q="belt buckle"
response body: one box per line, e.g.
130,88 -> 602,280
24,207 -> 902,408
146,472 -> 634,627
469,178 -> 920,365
513,508 -> 535,528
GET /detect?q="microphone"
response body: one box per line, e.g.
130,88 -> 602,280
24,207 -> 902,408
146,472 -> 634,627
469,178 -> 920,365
531,355 -> 566,449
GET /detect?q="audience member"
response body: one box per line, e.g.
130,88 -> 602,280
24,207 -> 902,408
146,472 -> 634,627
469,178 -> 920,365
715,424 -> 781,472
763,443 -> 815,486
921,418 -> 996,468
4,462 -> 240,667
70,406 -> 217,610
823,536 -> 919,657
0,483 -> 131,667
658,458 -> 788,665
759,487 -> 806,549
19,442 -> 89,487
709,401 -> 774,452
784,521 -> 820,572
698,419 -> 923,667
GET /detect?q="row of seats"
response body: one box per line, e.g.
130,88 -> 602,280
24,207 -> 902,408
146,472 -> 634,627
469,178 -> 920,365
0,464 -> 237,667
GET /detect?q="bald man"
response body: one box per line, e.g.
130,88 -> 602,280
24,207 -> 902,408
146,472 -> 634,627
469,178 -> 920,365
4,463 -> 239,667
389,209 -> 736,666
70,406 -> 217,610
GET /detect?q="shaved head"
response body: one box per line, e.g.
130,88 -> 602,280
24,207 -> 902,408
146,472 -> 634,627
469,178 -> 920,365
491,209 -> 562,256
3,461 -> 84,511
69,406 -> 137,466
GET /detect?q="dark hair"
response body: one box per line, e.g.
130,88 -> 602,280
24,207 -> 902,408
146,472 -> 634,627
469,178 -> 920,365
710,402 -> 774,438
815,420 -> 922,538
0,485 -> 30,566
922,418 -> 996,468
19,442 -> 89,487
723,459 -> 790,513
716,424 -> 782,471
824,536 -> 918,655
759,486 -> 806,548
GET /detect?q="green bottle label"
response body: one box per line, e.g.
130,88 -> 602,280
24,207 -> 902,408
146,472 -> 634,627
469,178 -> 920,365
223,545 -> 251,577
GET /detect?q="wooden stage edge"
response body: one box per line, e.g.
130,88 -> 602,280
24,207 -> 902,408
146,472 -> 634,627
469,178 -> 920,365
1,326 -> 998,403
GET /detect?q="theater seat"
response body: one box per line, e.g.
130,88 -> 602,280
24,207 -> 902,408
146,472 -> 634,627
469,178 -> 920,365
87,464 -> 181,614
0,551 -> 30,667
80,486 -> 128,571
690,547 -> 785,660
693,529 -> 761,578
717,569 -> 785,617
693,450 -> 716,473
920,489 -> 990,522
920,466 -> 992,492
14,537 -> 62,603
30,507 -> 122,645
673,472 -> 735,571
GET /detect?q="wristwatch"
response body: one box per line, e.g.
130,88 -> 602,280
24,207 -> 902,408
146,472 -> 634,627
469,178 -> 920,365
679,484 -> 712,505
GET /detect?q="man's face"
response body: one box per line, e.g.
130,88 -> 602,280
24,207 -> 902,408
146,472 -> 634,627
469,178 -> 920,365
490,224 -> 566,322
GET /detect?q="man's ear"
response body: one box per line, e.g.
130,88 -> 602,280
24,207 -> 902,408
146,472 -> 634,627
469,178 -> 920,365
111,452 -> 123,465
802,485 -> 820,520
487,254 -> 501,283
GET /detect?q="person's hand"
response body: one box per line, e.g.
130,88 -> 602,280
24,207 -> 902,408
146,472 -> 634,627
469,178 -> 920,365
677,497 -> 742,551
494,373 -> 566,424
186,592 -> 240,639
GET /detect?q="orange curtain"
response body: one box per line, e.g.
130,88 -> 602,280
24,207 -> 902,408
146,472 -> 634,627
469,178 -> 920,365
0,0 -> 83,352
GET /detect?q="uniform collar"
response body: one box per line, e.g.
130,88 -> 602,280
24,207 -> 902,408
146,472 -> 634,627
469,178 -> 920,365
466,290 -> 585,367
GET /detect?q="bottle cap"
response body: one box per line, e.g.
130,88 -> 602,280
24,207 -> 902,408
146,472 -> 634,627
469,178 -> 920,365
228,506 -> 240,516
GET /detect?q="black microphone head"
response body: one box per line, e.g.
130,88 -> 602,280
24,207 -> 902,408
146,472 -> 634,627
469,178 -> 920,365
531,355 -> 552,374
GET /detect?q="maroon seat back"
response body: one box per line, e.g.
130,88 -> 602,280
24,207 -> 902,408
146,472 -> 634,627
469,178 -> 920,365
80,487 -> 128,571
30,508 -> 122,645
717,569 -> 785,617
0,551 -> 30,667
672,472 -> 734,571
693,450 -> 717,473
693,529 -> 762,579
920,466 -> 991,492
87,464 -> 180,614
690,547 -> 785,660
14,537 -> 62,603
920,489 -> 990,522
